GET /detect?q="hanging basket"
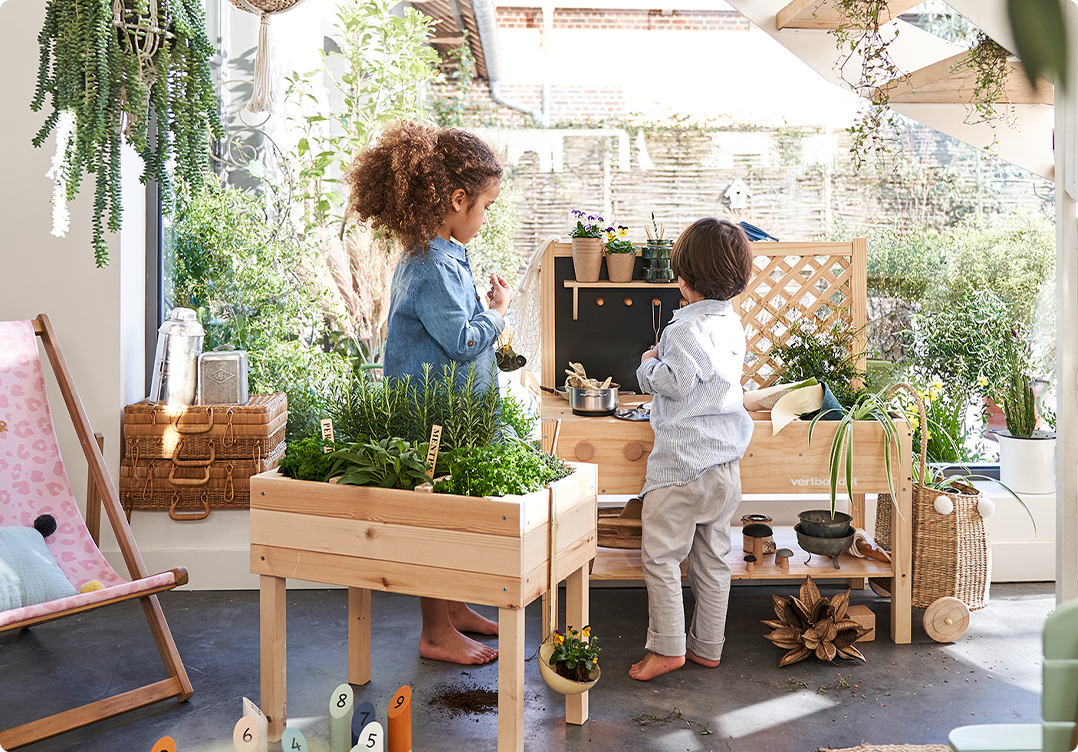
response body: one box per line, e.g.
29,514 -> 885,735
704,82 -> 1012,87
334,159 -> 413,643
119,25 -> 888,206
870,383 -> 991,611
227,0 -> 307,112
538,483 -> 600,695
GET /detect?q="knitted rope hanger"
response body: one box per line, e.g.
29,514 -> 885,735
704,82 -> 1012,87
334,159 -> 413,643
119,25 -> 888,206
227,0 -> 306,112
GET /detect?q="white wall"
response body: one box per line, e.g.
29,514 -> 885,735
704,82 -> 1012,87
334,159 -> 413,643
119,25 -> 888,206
0,0 -> 145,559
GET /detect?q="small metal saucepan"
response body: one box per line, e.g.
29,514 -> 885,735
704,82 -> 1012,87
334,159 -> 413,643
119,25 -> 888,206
568,385 -> 620,416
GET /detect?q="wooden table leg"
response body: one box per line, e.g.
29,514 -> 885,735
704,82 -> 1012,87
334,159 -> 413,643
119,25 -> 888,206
848,492 -> 867,590
891,483 -> 913,644
565,563 -> 590,724
348,587 -> 372,686
260,574 -> 287,741
498,607 -> 525,752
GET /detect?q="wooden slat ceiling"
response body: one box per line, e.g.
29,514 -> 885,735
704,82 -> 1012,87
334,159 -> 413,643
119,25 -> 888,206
413,0 -> 489,79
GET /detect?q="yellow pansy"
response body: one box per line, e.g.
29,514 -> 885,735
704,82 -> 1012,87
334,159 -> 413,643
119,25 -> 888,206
617,226 -> 629,238
554,632 -> 564,645
582,626 -> 591,638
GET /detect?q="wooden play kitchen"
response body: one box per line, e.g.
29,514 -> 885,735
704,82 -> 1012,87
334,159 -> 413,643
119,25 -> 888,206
539,238 -> 915,644
249,462 -> 598,752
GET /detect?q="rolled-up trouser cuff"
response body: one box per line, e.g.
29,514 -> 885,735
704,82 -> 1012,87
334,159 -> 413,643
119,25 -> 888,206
686,631 -> 725,662
646,628 -> 686,658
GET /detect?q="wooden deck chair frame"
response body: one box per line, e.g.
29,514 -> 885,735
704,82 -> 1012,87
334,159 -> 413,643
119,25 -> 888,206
0,314 -> 193,750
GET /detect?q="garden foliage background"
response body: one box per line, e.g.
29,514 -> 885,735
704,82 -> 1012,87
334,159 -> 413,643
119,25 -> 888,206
164,0 -> 1056,460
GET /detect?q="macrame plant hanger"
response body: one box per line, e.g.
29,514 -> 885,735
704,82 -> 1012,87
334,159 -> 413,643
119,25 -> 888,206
227,0 -> 305,112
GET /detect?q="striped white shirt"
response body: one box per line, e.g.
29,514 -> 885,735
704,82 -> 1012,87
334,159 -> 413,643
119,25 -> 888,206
636,298 -> 753,496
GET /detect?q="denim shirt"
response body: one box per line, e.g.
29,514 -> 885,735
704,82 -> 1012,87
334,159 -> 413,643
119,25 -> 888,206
383,235 -> 505,390
636,298 -> 753,496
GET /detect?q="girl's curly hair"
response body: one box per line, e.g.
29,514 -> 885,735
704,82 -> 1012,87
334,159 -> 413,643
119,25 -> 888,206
344,121 -> 502,254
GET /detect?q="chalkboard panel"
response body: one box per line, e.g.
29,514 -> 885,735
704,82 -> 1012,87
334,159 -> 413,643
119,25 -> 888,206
553,257 -> 685,393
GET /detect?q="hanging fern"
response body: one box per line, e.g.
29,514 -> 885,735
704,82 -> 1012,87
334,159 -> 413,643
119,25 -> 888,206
32,0 -> 223,267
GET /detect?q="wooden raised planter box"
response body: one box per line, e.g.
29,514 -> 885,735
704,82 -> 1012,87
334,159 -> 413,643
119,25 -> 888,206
250,462 -> 598,752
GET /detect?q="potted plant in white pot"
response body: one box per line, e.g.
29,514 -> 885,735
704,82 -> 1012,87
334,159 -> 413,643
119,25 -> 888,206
994,326 -> 1055,495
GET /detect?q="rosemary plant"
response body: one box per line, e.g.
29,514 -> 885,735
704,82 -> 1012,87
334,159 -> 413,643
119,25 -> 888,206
32,0 -> 222,267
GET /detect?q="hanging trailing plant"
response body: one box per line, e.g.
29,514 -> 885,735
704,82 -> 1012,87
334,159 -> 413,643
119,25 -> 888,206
830,0 -> 905,170
32,0 -> 223,267
955,33 -> 1015,148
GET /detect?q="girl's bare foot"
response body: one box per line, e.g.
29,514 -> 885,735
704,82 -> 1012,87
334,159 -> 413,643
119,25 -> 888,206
419,627 -> 498,665
628,651 -> 685,681
686,649 -> 721,668
448,602 -> 499,635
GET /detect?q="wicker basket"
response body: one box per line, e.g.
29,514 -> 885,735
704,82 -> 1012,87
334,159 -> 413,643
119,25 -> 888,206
123,393 -> 287,461
871,384 -> 991,610
119,441 -> 284,520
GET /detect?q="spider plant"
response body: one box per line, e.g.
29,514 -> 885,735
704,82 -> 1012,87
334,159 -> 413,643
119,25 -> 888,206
918,465 -> 1036,534
808,391 -> 903,517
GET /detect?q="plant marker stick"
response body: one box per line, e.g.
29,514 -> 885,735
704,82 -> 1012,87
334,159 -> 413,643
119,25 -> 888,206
352,700 -> 376,746
351,721 -> 384,752
425,425 -> 442,479
321,419 -> 336,453
282,729 -> 309,752
330,682 -> 354,752
241,697 -> 269,752
387,686 -> 412,752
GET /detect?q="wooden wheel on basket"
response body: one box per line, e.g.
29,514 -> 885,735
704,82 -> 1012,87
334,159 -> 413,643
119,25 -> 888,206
923,596 -> 970,643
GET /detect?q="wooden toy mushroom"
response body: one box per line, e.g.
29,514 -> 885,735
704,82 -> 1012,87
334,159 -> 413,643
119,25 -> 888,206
742,522 -> 773,562
775,548 -> 794,570
744,554 -> 757,574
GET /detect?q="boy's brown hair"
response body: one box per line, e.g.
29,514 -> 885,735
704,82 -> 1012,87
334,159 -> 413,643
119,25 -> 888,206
670,218 -> 753,301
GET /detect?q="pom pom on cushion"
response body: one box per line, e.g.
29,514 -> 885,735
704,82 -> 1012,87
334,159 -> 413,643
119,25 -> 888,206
80,579 -> 104,594
933,495 -> 954,515
977,497 -> 996,518
0,527 -> 78,611
33,514 -> 57,538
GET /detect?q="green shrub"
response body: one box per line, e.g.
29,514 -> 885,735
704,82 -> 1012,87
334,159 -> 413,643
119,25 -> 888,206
327,437 -> 432,490
866,224 -> 946,302
249,341 -> 351,441
770,317 -> 865,408
931,213 -> 1054,326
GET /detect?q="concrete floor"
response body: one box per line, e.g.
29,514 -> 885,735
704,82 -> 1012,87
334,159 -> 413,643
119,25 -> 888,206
1,581 -> 1054,752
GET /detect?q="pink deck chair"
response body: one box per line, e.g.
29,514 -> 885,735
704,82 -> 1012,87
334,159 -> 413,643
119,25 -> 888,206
0,315 -> 192,749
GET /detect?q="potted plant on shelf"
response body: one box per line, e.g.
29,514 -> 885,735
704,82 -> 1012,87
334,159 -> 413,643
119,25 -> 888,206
32,0 -> 222,267
603,225 -> 637,284
569,210 -> 606,283
642,213 -> 674,283
994,326 -> 1055,495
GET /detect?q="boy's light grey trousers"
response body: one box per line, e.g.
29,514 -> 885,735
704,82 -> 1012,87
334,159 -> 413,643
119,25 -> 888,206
640,461 -> 741,660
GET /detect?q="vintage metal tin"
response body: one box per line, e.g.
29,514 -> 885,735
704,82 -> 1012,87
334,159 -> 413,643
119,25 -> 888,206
148,308 -> 204,406
197,347 -> 249,406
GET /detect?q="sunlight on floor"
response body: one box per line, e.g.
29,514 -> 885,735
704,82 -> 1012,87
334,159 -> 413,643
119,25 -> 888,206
714,691 -> 834,738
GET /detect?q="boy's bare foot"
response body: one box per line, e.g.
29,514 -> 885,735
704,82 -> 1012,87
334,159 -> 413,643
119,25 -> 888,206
628,652 -> 685,681
419,628 -> 498,665
686,649 -> 721,668
448,602 -> 499,635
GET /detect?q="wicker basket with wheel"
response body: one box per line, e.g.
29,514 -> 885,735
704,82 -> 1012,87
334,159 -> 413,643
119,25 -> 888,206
870,383 -> 991,643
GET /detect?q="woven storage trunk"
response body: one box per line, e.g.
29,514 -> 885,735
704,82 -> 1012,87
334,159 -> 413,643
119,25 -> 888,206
123,393 -> 287,462
872,484 -> 991,610
119,441 -> 285,520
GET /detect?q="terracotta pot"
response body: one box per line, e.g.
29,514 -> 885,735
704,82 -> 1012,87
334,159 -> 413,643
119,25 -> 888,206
571,237 -> 603,283
605,252 -> 636,283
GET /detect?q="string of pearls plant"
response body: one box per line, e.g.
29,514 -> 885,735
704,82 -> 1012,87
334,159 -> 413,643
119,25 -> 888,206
32,0 -> 222,267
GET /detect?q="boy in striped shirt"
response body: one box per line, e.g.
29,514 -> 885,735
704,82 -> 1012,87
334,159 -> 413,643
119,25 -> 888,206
629,218 -> 755,681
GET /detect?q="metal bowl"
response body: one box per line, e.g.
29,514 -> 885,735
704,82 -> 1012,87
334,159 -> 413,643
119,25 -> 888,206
797,510 -> 853,538
568,385 -> 620,416
794,524 -> 856,569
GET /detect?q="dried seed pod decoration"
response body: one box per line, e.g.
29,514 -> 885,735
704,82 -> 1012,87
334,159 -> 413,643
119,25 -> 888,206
762,575 -> 869,666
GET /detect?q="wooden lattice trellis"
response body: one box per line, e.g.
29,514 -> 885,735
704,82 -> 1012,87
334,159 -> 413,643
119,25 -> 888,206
734,240 -> 867,392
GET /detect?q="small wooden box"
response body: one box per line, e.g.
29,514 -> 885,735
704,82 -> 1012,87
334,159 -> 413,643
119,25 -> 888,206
848,604 -> 876,642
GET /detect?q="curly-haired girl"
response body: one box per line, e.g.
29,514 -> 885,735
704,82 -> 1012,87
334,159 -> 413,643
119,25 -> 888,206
345,121 -> 510,665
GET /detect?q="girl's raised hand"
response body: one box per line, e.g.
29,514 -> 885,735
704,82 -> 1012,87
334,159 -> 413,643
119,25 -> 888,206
488,273 -> 512,316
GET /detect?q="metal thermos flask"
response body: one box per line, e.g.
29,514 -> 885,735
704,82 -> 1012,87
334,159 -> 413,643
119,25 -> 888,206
148,308 -> 205,406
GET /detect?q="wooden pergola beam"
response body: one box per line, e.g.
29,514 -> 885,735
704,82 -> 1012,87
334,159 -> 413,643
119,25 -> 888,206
880,51 -> 1053,105
776,0 -> 920,31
